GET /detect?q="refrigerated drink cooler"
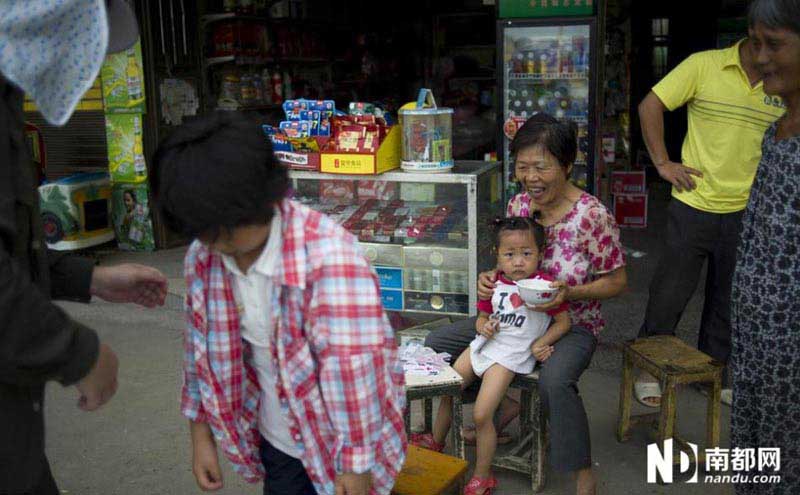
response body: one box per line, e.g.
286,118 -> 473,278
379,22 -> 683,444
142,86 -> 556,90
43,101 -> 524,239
497,18 -> 598,200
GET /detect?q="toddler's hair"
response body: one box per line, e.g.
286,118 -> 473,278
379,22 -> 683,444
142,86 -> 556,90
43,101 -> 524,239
490,216 -> 546,252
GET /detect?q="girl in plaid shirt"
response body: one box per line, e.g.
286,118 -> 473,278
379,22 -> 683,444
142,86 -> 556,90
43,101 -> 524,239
152,113 -> 407,495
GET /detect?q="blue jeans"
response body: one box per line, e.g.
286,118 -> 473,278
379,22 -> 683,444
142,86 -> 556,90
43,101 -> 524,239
260,437 -> 317,495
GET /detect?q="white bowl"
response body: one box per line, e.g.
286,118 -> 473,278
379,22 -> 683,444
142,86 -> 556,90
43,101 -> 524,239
516,278 -> 558,306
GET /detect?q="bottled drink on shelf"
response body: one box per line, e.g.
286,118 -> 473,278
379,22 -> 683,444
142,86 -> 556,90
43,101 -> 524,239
126,49 -> 142,101
271,70 -> 283,104
133,116 -> 146,177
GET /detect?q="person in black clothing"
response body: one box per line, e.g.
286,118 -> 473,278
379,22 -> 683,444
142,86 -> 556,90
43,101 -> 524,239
0,2 -> 167,493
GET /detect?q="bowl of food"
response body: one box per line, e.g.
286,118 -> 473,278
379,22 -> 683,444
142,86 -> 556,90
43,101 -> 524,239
516,278 -> 558,306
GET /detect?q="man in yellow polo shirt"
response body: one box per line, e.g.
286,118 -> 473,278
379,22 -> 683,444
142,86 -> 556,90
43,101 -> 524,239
634,38 -> 785,407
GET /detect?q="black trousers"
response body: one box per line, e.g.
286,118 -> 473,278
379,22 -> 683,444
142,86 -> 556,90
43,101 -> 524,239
639,199 -> 744,384
260,437 -> 317,495
425,322 -> 597,472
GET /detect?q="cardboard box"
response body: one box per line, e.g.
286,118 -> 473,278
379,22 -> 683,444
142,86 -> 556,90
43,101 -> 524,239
321,125 -> 401,175
611,171 -> 646,195
100,41 -> 146,113
274,137 -> 329,171
614,193 -> 648,229
111,183 -> 156,251
360,242 -> 404,267
105,114 -> 147,183
380,289 -> 404,311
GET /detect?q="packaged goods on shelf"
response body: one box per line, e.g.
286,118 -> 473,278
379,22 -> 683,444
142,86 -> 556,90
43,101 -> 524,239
320,115 -> 401,174
405,291 -> 469,315
361,242 -> 404,267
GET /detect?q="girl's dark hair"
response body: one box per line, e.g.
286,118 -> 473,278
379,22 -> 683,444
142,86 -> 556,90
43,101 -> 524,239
123,189 -> 136,203
491,216 -> 546,252
151,112 -> 289,239
748,0 -> 800,35
510,113 -> 577,169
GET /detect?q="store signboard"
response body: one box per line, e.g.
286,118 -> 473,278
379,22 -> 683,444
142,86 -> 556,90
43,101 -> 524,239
499,0 -> 594,18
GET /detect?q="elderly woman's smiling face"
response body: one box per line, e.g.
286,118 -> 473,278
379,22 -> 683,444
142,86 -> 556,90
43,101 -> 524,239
750,23 -> 800,97
514,144 -> 571,207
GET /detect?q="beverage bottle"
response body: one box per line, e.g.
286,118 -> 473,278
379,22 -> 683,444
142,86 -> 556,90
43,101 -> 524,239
282,70 -> 293,99
525,52 -> 536,74
514,52 -> 524,73
133,116 -> 146,177
261,68 -> 273,103
272,69 -> 283,103
126,49 -> 143,101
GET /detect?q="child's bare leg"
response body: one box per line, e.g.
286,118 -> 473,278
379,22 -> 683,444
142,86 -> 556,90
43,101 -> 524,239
472,364 -> 515,479
432,349 -> 477,445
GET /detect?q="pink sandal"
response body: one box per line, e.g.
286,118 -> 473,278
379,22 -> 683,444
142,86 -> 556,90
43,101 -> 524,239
463,475 -> 497,495
409,433 -> 445,452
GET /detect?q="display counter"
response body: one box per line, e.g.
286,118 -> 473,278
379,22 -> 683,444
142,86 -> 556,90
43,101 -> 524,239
288,160 -> 503,316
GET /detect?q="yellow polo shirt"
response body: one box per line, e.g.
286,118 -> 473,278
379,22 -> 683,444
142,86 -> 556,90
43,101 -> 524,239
652,40 -> 785,213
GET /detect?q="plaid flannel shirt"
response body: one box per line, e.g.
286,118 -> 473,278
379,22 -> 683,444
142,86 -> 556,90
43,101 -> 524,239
181,199 -> 407,495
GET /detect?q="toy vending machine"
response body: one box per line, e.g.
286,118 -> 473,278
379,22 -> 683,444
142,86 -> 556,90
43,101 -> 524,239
497,17 -> 598,200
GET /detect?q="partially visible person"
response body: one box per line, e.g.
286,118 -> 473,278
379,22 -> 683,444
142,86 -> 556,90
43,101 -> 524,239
415,217 -> 570,495
635,22 -> 785,407
425,114 -> 627,495
731,1 -> 800,493
0,1 -> 168,494
152,113 -> 406,495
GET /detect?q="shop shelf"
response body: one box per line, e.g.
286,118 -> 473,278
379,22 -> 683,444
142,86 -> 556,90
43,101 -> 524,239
201,13 -> 270,26
507,72 -> 589,81
204,55 -> 277,66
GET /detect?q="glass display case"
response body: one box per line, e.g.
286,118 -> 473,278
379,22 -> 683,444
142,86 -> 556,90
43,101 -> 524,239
288,161 -> 503,317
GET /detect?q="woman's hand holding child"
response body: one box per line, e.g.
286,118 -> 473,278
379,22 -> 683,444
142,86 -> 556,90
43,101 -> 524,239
531,341 -> 555,362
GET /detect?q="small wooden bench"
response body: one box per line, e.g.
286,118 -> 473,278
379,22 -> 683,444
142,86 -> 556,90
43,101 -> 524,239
392,445 -> 469,495
492,371 -> 547,493
617,336 -> 723,476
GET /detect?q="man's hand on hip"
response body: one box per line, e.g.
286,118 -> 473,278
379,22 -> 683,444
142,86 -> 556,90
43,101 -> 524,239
655,160 -> 704,192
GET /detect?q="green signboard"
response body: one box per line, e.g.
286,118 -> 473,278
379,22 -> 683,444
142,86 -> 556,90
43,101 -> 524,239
499,0 -> 594,18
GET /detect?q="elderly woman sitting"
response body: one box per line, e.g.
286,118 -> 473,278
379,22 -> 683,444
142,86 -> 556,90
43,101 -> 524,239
423,114 -> 627,495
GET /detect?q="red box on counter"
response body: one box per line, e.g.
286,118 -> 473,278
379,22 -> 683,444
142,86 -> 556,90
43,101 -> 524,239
274,137 -> 329,171
611,171 -> 646,195
614,193 -> 648,228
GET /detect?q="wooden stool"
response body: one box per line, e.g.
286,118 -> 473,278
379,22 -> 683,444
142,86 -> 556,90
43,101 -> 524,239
392,445 -> 469,495
617,336 -> 723,471
493,371 -> 547,493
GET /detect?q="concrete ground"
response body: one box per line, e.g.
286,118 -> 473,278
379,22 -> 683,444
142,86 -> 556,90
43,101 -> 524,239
45,198 -> 735,494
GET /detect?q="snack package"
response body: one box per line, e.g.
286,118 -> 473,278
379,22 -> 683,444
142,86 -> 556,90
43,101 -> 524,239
349,102 -> 375,116
299,110 -> 321,135
283,100 -> 303,120
280,121 -> 312,138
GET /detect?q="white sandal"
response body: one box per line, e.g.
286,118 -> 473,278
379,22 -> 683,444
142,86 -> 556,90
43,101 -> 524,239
634,381 -> 662,408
